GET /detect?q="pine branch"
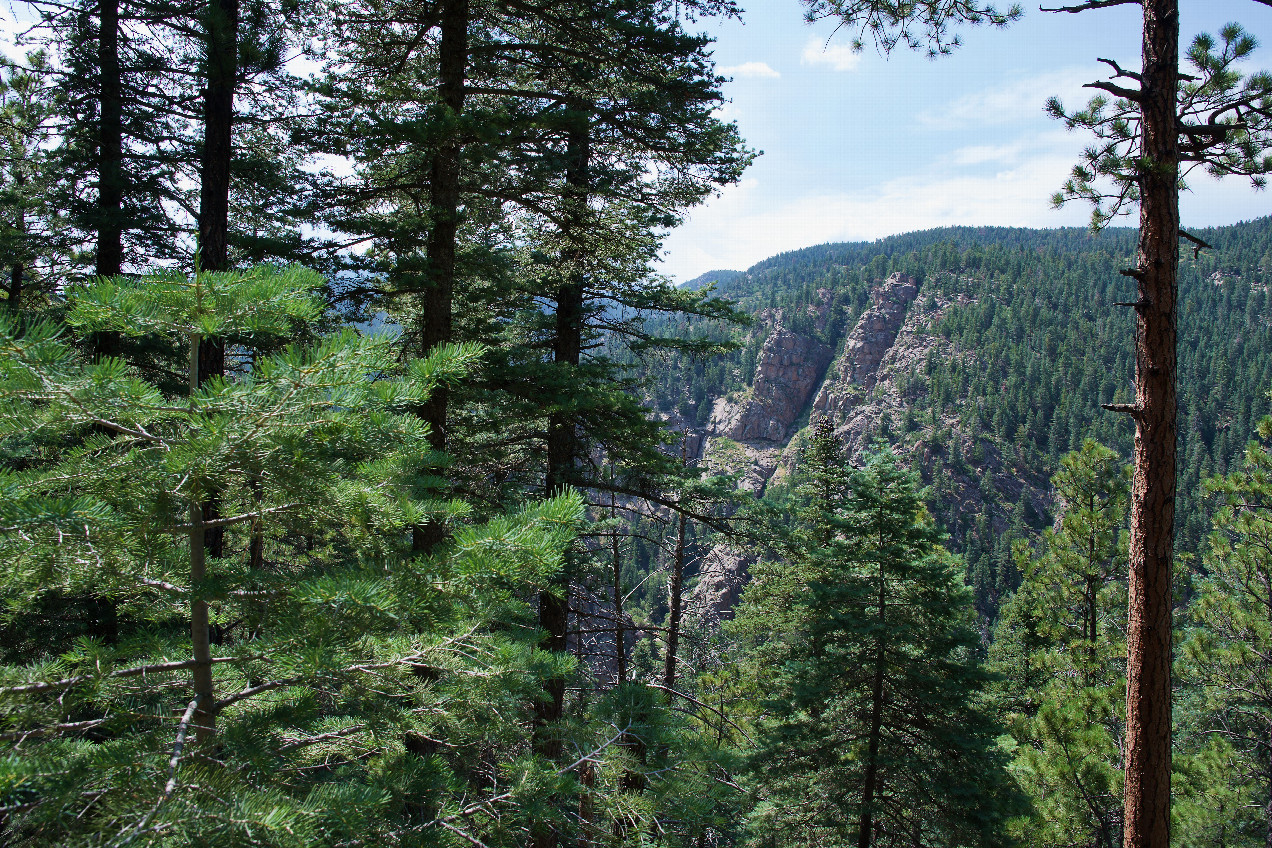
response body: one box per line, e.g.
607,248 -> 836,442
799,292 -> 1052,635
0,657 -> 248,697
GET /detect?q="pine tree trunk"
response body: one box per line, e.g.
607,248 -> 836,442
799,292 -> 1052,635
8,189 -> 22,311
612,492 -> 627,685
663,442 -> 688,694
1123,3 -> 1179,847
412,0 -> 468,554
92,0 -> 124,360
532,118 -> 589,848
1264,728 -> 1272,848
7,260 -> 20,312
96,0 -> 123,279
188,333 -> 216,740
196,0 -> 238,561
858,573 -> 886,848
198,0 -> 236,276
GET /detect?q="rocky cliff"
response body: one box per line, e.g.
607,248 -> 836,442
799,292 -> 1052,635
686,270 -> 1051,619
708,325 -> 832,444
814,272 -> 919,420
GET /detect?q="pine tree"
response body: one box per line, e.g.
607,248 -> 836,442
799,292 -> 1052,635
735,427 -> 1021,848
1044,18 -> 1272,840
1182,414 -> 1272,848
0,52 -> 65,312
991,441 -> 1130,848
0,265 -> 586,845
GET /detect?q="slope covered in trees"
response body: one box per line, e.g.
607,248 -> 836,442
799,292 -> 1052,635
638,219 -> 1272,617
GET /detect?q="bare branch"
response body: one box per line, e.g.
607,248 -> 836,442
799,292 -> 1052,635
1040,0 -> 1139,11
1084,80 -> 1143,103
110,695 -> 202,848
1096,57 -> 1141,81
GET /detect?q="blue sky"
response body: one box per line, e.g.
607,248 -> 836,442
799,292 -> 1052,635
659,0 -> 1272,282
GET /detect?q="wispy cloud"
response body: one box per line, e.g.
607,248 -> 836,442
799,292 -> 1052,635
659,140 -> 1091,282
917,68 -> 1094,130
720,61 -> 781,79
949,143 -> 1024,166
800,37 -> 861,73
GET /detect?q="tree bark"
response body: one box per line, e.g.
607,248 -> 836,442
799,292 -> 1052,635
612,491 -> 627,685
196,0 -> 238,561
91,0 -> 124,360
1265,729 -> 1272,848
8,182 -> 23,312
188,333 -> 216,741
412,0 -> 468,554
96,0 -> 123,280
531,114 -> 589,848
663,438 -> 690,695
1122,4 -> 1179,847
197,0 -> 236,276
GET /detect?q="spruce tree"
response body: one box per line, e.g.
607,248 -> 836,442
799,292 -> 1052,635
735,425 -> 1020,848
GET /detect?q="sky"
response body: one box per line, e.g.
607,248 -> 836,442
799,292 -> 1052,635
658,0 -> 1272,283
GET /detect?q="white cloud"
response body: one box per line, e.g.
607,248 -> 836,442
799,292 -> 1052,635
659,136 -> 1092,282
949,143 -> 1024,166
719,61 -> 781,79
917,68 -> 1094,130
800,37 -> 861,73
661,123 -> 1272,285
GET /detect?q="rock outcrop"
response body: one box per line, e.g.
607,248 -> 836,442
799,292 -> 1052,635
708,325 -> 832,444
813,271 -> 919,422
685,271 -> 1055,621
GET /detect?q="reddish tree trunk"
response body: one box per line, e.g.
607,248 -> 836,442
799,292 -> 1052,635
1123,3 -> 1178,847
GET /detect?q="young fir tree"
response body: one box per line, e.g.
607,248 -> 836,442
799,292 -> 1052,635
734,421 -> 1020,848
990,440 -> 1130,848
0,266 -> 586,845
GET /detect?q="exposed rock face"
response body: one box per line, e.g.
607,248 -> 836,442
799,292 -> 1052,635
708,325 -> 832,444
689,543 -> 753,622
813,272 -> 919,422
753,327 -> 832,422
684,271 -> 1056,621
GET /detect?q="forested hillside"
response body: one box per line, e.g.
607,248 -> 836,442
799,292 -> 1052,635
637,220 -> 1272,618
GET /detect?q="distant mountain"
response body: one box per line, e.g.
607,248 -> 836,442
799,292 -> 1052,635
639,220 -> 1272,620
680,269 -> 744,290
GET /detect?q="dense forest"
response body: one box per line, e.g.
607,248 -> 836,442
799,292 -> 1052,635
5,0 -> 1272,846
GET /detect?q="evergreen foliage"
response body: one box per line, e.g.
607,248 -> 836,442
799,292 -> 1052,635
991,441 -> 1129,848
734,424 -> 1021,847
0,266 -> 588,845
